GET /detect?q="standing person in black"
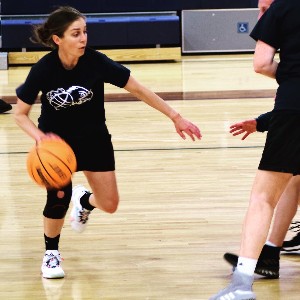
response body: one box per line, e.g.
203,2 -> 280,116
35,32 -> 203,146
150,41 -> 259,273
14,6 -> 201,279
224,111 -> 300,278
210,0 -> 300,299
222,0 -> 300,281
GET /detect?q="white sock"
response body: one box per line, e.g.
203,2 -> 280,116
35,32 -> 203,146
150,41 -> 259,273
237,257 -> 257,276
265,240 -> 277,247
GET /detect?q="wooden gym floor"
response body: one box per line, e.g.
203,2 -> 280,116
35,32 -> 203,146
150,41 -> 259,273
1,52 -> 300,300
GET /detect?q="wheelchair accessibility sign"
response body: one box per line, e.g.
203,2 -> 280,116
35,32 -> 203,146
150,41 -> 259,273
237,22 -> 249,33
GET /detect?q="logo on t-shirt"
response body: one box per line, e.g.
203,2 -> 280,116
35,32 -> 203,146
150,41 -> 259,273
46,86 -> 93,110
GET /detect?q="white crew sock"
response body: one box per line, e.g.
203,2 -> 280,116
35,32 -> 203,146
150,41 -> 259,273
265,240 -> 277,247
237,257 -> 257,276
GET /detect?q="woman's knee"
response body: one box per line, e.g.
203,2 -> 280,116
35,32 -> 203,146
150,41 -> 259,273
94,194 -> 119,214
84,170 -> 119,213
43,183 -> 72,219
102,197 -> 119,213
250,192 -> 278,210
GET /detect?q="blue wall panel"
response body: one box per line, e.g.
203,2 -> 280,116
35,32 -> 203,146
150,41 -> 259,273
1,16 -> 180,49
0,0 -> 258,50
1,0 -> 258,15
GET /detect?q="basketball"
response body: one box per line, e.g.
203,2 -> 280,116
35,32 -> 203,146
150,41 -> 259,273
27,139 -> 77,189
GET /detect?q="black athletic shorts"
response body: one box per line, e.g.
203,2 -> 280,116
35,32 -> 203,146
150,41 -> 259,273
258,110 -> 300,175
64,125 -> 115,172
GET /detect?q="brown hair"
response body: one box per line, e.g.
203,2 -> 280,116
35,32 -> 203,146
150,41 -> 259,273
31,6 -> 85,49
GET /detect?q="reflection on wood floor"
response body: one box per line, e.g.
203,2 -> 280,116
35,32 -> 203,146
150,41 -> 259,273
1,53 -> 300,300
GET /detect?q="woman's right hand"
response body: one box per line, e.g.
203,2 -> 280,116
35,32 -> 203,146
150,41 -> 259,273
36,132 -> 63,144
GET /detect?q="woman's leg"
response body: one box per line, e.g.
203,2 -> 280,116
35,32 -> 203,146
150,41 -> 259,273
239,170 -> 292,259
210,170 -> 292,300
42,187 -> 72,279
43,185 -> 72,239
268,175 -> 300,246
70,171 -> 119,232
83,170 -> 119,214
44,217 -> 65,238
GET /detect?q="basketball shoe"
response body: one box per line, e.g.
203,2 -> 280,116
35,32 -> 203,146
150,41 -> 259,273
223,245 -> 280,279
70,185 -> 91,233
209,270 -> 256,300
282,221 -> 300,252
0,99 -> 12,113
41,250 -> 65,279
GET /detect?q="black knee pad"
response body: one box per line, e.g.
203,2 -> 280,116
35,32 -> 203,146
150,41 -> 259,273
43,182 -> 72,219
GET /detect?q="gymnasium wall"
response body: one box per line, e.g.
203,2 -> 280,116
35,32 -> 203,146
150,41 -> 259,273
0,0 -> 258,51
1,1 -> 258,14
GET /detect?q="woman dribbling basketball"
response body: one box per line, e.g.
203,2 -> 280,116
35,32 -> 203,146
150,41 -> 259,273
14,6 -> 201,279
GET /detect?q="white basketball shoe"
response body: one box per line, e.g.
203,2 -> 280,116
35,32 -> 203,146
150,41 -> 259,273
41,250 -> 65,279
70,185 -> 91,233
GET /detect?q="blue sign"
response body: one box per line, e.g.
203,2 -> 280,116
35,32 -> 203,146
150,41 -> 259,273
237,22 -> 249,33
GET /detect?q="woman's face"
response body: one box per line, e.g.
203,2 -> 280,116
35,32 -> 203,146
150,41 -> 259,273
53,17 -> 87,57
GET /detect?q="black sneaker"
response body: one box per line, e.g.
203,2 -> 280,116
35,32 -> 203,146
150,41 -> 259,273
282,226 -> 300,252
0,99 -> 12,113
223,245 -> 280,279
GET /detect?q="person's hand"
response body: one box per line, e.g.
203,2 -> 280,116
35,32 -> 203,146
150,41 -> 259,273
36,132 -> 63,144
229,119 -> 257,140
172,114 -> 202,141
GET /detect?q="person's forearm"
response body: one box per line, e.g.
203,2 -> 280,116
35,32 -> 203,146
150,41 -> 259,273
14,113 -> 46,142
254,59 -> 278,79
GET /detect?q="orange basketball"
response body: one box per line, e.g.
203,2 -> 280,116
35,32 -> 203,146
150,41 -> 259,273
27,139 -> 77,189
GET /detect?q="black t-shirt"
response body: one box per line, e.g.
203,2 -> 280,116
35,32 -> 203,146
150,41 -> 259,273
16,47 -> 131,138
256,111 -> 272,132
250,0 -> 300,111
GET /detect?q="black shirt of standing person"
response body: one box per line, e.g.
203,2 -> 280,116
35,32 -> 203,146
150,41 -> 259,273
251,0 -> 300,111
